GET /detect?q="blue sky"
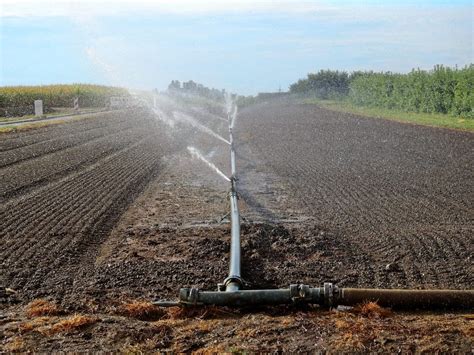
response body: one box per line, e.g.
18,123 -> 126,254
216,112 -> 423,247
0,0 -> 472,94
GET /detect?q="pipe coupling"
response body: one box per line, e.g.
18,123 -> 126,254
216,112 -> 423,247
223,275 -> 244,290
179,287 -> 201,305
290,284 -> 312,302
323,282 -> 340,307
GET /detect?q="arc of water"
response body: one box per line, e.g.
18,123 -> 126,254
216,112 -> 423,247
187,146 -> 231,182
229,105 -> 238,129
174,112 -> 230,145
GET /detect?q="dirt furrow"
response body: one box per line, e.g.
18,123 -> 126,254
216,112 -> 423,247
236,101 -> 473,289
0,117 -> 132,168
0,111 -> 124,152
0,126 -> 147,202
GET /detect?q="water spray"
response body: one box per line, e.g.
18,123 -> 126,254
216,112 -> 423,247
155,100 -> 474,310
187,146 -> 230,183
152,108 -> 176,128
229,105 -> 238,130
173,112 -> 230,145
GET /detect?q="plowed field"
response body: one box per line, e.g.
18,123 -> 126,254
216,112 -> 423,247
0,110 -> 180,300
236,101 -> 474,290
0,100 -> 472,352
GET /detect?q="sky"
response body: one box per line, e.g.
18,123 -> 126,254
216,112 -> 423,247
0,0 -> 472,95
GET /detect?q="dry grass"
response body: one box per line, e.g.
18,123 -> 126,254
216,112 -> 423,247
46,314 -> 97,335
331,304 -> 393,351
3,306 -> 471,352
3,337 -> 25,352
25,299 -> 62,317
0,113 -> 103,134
18,317 -> 51,334
333,332 -> 366,351
118,300 -> 165,321
146,308 -> 240,353
0,126 -> 16,133
192,345 -> 230,354
0,120 -> 67,134
122,323 -> 174,353
332,317 -> 376,350
165,305 -> 238,320
352,301 -> 392,318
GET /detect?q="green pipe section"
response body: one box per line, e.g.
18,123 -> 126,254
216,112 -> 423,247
173,284 -> 474,309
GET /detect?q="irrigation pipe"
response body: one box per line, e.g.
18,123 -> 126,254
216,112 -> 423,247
222,120 -> 243,292
154,103 -> 474,310
174,284 -> 474,309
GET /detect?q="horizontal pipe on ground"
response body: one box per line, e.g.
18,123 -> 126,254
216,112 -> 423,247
170,284 -> 474,309
340,288 -> 474,309
177,287 -> 317,306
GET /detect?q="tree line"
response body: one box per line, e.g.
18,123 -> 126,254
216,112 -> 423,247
168,80 -> 226,101
289,65 -> 473,117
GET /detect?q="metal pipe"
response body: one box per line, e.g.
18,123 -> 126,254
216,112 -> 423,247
224,108 -> 242,291
168,284 -> 474,309
338,288 -> 474,309
226,185 -> 242,291
230,147 -> 237,179
178,284 -> 322,306
183,288 -> 295,306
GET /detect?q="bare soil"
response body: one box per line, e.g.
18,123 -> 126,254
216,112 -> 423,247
236,101 -> 473,290
0,99 -> 472,352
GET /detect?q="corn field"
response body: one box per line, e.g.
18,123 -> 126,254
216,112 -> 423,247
289,65 -> 473,118
349,65 -> 474,118
0,84 -> 129,117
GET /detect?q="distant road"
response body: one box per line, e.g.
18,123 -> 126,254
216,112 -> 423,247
0,109 -> 115,127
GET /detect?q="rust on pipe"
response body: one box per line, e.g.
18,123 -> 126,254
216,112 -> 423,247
339,288 -> 474,309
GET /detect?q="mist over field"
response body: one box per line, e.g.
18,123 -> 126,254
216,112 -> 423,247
0,0 -> 473,353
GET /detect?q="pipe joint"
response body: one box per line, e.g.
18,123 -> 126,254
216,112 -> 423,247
290,284 -> 313,302
179,287 -> 201,305
323,282 -> 336,307
223,275 -> 244,291
228,188 -> 238,198
158,284 -> 474,309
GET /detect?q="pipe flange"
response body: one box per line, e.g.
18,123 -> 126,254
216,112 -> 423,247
179,287 -> 201,305
299,284 -> 311,301
324,282 -> 334,307
290,284 -> 299,300
290,284 -> 312,302
189,288 -> 200,304
223,276 -> 244,289
228,190 -> 239,198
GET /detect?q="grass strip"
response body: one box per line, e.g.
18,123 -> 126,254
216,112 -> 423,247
303,98 -> 474,132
